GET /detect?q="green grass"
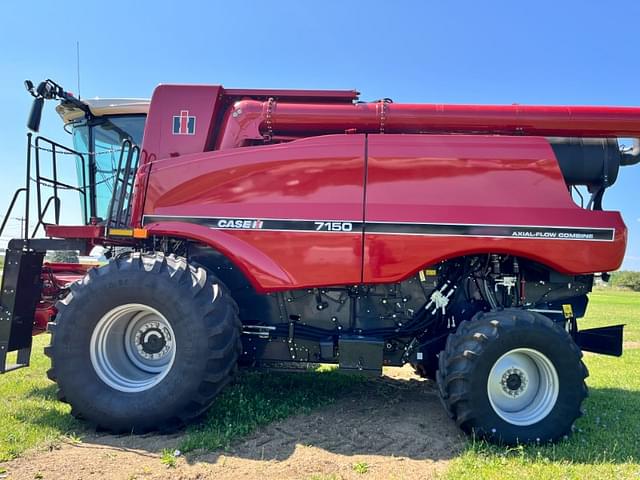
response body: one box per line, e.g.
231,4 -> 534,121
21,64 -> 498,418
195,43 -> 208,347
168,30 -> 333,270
352,461 -> 370,474
0,335 -> 83,462
581,289 -> 640,343
160,448 -> 178,468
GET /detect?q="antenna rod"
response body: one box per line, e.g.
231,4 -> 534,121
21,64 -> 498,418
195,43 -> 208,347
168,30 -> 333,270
76,41 -> 81,99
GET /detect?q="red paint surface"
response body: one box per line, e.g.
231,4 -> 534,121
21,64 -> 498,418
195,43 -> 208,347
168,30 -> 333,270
217,99 -> 640,148
363,136 -> 626,279
33,263 -> 94,334
142,85 -> 640,153
141,133 -> 627,290
141,85 -> 223,163
45,225 -> 103,239
33,305 -> 54,334
144,135 -> 366,288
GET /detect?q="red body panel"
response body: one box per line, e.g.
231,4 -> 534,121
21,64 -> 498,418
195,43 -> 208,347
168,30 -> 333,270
141,131 -> 627,291
45,224 -> 103,239
363,135 -> 626,281
130,85 -> 225,226
143,135 -> 366,289
142,85 -> 223,162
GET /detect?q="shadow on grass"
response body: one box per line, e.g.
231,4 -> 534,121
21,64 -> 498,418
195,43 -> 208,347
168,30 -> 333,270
11,407 -> 83,437
10,384 -> 84,438
24,384 -> 59,401
2,382 -> 85,461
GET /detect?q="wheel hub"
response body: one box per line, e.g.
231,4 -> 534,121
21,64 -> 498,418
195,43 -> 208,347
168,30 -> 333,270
501,368 -> 528,397
487,348 -> 559,426
135,322 -> 171,358
90,304 -> 176,393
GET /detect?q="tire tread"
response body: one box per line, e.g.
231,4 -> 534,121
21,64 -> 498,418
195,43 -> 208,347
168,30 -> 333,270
46,252 -> 241,433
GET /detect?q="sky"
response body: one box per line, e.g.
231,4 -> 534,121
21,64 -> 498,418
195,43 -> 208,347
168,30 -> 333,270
0,0 -> 638,269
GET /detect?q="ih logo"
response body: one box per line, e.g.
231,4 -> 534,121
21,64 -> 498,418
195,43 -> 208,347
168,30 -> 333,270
172,110 -> 196,135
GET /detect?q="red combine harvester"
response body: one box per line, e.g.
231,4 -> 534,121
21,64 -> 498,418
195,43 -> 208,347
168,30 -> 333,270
1,79 -> 638,444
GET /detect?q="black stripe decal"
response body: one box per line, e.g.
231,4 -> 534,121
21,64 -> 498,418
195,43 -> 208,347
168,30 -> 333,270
366,222 -> 615,241
142,215 -> 615,241
144,216 -> 364,233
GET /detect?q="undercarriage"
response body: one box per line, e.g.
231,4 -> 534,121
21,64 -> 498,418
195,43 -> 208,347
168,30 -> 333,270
188,246 -> 603,375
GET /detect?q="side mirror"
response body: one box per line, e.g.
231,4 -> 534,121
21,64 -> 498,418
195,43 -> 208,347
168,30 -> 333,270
24,80 -> 35,96
27,97 -> 44,132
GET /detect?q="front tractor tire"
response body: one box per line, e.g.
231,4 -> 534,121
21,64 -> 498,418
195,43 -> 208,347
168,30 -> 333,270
45,253 -> 241,433
437,309 -> 588,444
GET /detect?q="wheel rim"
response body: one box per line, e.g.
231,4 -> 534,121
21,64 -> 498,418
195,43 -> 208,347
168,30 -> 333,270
90,304 -> 176,392
487,348 -> 559,426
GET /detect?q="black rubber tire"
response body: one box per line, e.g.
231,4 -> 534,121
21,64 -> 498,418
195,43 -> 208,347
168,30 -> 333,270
45,252 -> 241,433
436,309 -> 588,444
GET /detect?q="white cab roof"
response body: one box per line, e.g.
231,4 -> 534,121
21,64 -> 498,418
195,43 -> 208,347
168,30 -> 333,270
56,98 -> 150,123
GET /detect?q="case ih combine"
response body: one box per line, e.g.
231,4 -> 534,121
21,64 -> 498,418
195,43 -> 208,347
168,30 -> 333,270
1,79 -> 638,444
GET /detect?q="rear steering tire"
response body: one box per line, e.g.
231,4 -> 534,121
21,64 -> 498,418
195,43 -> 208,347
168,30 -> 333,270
436,309 -> 588,444
45,252 -> 241,433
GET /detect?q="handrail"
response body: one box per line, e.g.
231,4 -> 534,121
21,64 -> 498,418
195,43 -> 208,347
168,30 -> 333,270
4,134 -> 90,242
0,188 -> 26,238
116,144 -> 140,227
120,147 -> 140,228
31,196 -> 61,238
106,140 -> 130,226
25,133 -> 32,239
114,145 -> 134,226
34,136 -> 88,225
6,133 -> 138,242
106,139 -> 140,228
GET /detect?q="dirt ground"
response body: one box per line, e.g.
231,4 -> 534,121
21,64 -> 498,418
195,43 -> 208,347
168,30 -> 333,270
3,366 -> 465,480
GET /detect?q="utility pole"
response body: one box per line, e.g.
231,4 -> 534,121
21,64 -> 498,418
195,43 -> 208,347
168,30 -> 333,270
12,216 -> 26,238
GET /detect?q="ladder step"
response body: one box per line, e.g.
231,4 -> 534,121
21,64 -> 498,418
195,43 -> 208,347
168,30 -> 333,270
0,346 -> 32,374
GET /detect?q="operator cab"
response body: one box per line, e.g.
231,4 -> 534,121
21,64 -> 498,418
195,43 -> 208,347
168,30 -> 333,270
56,98 -> 149,224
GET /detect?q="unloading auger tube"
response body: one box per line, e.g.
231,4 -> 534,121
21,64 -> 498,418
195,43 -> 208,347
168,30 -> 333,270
218,97 -> 640,148
216,98 -> 640,190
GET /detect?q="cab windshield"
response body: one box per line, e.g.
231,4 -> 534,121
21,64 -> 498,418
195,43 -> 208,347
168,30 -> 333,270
72,115 -> 145,223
